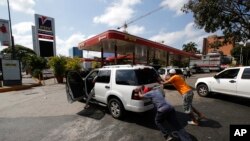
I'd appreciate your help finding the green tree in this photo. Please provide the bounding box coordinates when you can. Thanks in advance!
[182,0,250,42]
[25,55,47,80]
[92,61,101,69]
[1,44,37,72]
[48,56,67,83]
[182,42,198,53]
[65,57,82,72]
[1,44,36,60]
[209,40,223,52]
[231,44,250,65]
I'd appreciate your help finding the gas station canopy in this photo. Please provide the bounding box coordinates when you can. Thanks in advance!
[78,30,199,66]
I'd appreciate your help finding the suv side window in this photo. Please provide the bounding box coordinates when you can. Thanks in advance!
[95,70,111,83]
[217,69,240,79]
[135,68,159,84]
[116,70,137,85]
[241,68,250,79]
[158,69,165,75]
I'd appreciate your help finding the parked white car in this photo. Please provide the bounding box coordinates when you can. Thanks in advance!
[66,65,162,119]
[158,67,184,80]
[195,66,250,98]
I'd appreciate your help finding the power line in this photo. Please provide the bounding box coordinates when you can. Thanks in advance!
[117,6,164,30]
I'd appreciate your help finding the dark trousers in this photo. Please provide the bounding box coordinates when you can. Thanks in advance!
[155,109,181,136]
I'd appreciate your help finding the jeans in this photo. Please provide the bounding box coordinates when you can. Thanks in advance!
[155,109,181,136]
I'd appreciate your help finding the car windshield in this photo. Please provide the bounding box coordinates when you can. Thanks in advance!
[116,68,159,85]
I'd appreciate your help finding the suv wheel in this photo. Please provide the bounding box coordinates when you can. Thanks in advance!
[197,84,209,97]
[108,98,124,119]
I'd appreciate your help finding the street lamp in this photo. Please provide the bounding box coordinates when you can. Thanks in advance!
[239,41,246,66]
[7,0,15,59]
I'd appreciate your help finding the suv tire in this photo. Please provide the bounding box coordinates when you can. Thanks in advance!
[197,84,209,97]
[108,98,125,119]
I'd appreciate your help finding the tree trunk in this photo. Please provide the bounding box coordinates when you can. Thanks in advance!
[56,76,64,83]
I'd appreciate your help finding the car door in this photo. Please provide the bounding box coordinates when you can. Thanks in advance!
[66,71,86,103]
[212,68,239,95]
[237,68,250,97]
[94,69,111,103]
[84,70,99,95]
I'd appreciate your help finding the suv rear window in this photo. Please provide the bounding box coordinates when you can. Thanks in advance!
[158,69,165,75]
[116,68,159,85]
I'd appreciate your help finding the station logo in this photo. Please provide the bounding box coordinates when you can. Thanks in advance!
[38,16,52,32]
[230,125,249,141]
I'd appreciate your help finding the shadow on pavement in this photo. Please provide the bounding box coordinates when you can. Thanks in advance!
[77,104,107,120]
[208,94,250,107]
[198,118,222,128]
[175,108,221,129]
[122,109,198,141]
[76,104,201,140]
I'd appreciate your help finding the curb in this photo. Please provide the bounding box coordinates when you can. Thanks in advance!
[0,83,42,93]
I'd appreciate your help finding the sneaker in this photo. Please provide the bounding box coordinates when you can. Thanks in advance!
[187,120,199,126]
[165,135,174,141]
[84,105,90,109]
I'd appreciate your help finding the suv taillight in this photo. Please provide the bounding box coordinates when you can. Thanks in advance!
[131,90,142,100]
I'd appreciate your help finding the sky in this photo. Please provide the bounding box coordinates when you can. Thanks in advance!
[0,0,220,57]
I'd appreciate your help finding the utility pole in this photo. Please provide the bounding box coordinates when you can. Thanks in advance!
[7,0,15,59]
[240,46,243,66]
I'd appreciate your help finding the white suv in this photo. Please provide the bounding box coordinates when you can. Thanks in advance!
[66,65,162,119]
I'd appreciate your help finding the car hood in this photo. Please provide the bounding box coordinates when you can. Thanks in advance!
[197,77,214,81]
[196,77,215,86]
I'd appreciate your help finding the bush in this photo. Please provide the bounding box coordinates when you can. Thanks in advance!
[32,69,43,80]
[66,57,82,72]
[25,55,47,79]
[48,56,67,77]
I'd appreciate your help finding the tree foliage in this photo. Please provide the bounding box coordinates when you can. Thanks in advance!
[25,55,48,79]
[48,56,67,77]
[1,44,37,71]
[182,0,250,42]
[65,57,82,72]
[209,40,223,51]
[182,42,199,53]
[0,44,36,61]
[231,44,250,65]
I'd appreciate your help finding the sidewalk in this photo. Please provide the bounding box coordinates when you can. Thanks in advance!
[0,74,42,93]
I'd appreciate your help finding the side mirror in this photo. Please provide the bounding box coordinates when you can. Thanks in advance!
[214,75,218,79]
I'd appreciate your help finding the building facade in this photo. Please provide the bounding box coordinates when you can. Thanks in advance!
[202,35,234,56]
[69,47,83,58]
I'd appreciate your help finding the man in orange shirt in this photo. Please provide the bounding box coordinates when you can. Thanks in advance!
[162,69,205,126]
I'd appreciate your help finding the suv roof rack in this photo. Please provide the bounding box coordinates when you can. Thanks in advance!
[103,64,133,68]
[103,64,150,68]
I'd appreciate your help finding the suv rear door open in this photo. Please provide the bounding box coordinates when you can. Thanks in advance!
[66,71,86,103]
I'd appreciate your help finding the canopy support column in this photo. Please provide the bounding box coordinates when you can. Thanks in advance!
[146,47,149,65]
[114,44,117,65]
[166,52,169,66]
[101,46,104,67]
[132,45,135,65]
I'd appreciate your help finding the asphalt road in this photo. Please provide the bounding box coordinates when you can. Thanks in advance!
[0,73,249,141]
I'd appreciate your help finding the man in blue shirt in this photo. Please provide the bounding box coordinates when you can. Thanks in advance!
[137,86,191,141]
